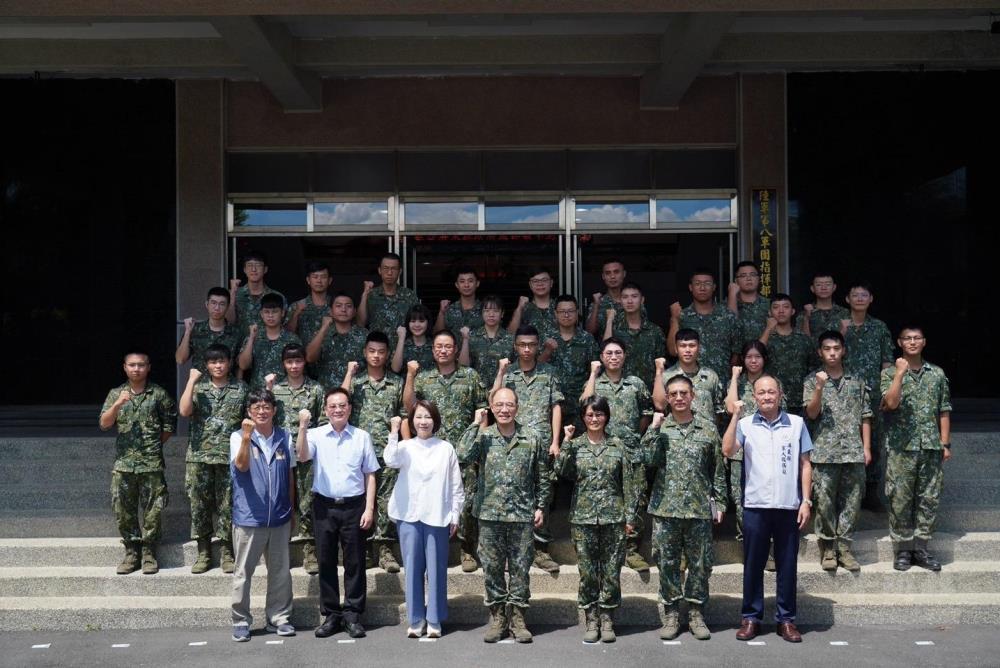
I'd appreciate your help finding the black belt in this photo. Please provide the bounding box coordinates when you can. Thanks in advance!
[317,493,364,505]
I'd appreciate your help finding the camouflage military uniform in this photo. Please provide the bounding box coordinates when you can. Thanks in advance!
[458,422,553,608]
[549,330,598,428]
[807,304,850,340]
[679,304,739,383]
[844,315,893,482]
[366,285,420,349]
[400,338,436,373]
[347,371,404,546]
[234,285,286,335]
[246,330,301,389]
[100,383,177,548]
[639,414,726,605]
[188,321,242,372]
[736,295,771,348]
[468,327,514,388]
[273,377,325,540]
[521,301,559,342]
[443,300,484,339]
[409,366,487,554]
[766,330,816,411]
[880,362,952,546]
[662,363,723,422]
[291,296,333,354]
[587,294,647,338]
[315,325,368,389]
[804,371,871,543]
[555,434,638,609]
[185,377,248,542]
[613,318,667,392]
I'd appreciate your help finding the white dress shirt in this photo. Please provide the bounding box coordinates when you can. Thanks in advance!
[383,433,464,528]
[304,423,380,498]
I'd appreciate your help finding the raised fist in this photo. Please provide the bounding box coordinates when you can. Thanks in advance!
[362,280,374,292]
[590,360,602,375]
[543,338,558,352]
[229,278,241,292]
[650,412,665,429]
[840,319,851,334]
[321,314,333,326]
[389,416,402,432]
[592,292,602,304]
[188,368,203,382]
[474,407,489,426]
[766,316,778,331]
[518,295,530,308]
[733,400,745,414]
[439,300,450,313]
[803,303,815,314]
[407,360,420,375]
[247,323,258,339]
[654,357,666,370]
[497,358,510,374]
[669,302,682,319]
[731,365,743,379]
[563,424,575,441]
[264,373,277,389]
[894,357,910,373]
[183,317,194,332]
[298,408,312,424]
[728,281,740,296]
[241,418,255,435]
[117,389,132,405]
[396,325,407,340]
[815,370,829,388]
[346,361,360,376]
[460,326,470,339]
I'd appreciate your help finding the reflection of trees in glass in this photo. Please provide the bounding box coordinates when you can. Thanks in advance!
[234,207,249,226]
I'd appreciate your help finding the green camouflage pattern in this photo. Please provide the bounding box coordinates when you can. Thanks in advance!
[347,371,404,454]
[765,330,816,409]
[811,462,865,542]
[111,470,168,546]
[661,363,723,420]
[316,325,368,389]
[186,378,248,465]
[725,458,743,541]
[807,304,850,340]
[500,362,564,446]
[372,462,399,544]
[290,296,333,350]
[652,516,713,604]
[803,372,871,464]
[468,327,514,388]
[478,519,534,608]
[273,377,325,445]
[184,462,231,541]
[587,293,646,336]
[572,523,626,609]
[736,295,771,347]
[366,285,420,348]
[409,366,487,445]
[880,361,952,452]
[885,448,943,543]
[400,338,436,373]
[555,434,638,525]
[843,315,893,399]
[188,320,243,372]
[443,300,484,339]
[101,383,177,473]
[613,318,666,392]
[521,301,559,342]
[234,285,286,334]
[679,304,739,382]
[549,330,599,421]
[595,374,652,438]
[294,459,315,540]
[247,330,302,389]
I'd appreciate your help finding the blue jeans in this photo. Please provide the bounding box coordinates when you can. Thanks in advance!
[397,520,450,625]
[742,507,799,623]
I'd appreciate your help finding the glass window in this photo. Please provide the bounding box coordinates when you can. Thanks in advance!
[574,201,649,225]
[404,202,478,227]
[314,202,389,227]
[233,203,306,227]
[485,201,559,227]
[656,198,732,224]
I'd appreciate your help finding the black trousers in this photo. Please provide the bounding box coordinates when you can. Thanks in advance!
[313,493,367,622]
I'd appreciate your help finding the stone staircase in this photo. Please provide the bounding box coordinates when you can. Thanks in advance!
[1,430,998,631]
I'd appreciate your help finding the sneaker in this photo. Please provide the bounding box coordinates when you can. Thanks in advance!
[407,620,426,638]
[232,624,251,642]
[426,623,442,638]
[265,623,296,636]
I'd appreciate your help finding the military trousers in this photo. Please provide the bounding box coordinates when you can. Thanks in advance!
[885,448,943,545]
[652,516,714,605]
[369,458,399,545]
[725,458,744,541]
[572,523,626,609]
[457,463,479,555]
[625,462,651,543]
[184,462,232,542]
[111,470,168,547]
[478,519,534,608]
[812,462,865,542]
[293,460,314,541]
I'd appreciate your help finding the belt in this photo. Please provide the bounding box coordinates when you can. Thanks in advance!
[318,493,364,505]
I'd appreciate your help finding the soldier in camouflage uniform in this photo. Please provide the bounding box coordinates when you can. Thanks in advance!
[286,262,333,373]
[458,389,553,644]
[306,292,369,389]
[358,252,421,351]
[881,326,952,572]
[669,268,739,383]
[391,303,436,374]
[226,250,286,336]
[638,375,726,641]
[547,295,598,431]
[555,396,639,643]
[403,329,487,571]
[268,343,325,574]
[653,329,723,421]
[493,325,564,572]
[581,338,653,571]
[175,286,243,372]
[179,344,248,574]
[803,330,872,572]
[606,282,666,392]
[99,352,177,575]
[238,293,301,389]
[585,259,646,337]
[435,266,484,338]
[342,331,405,573]
[800,272,850,340]
[462,295,514,386]
[507,269,559,343]
[727,261,771,348]
[760,294,816,414]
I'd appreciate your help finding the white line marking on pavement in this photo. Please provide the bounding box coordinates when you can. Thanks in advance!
[31,644,50,649]
[337,639,356,644]
[266,640,284,645]
[497,638,516,644]
[111,644,130,648]
[188,642,207,646]
[830,641,849,646]
[419,638,438,643]
[662,641,681,645]
[747,641,766,646]
[915,641,935,646]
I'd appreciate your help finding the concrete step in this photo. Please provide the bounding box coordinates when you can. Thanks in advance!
[0,460,188,485]
[941,479,1000,504]
[0,510,192,540]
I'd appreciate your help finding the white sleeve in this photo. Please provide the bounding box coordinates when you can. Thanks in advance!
[447,443,465,524]
[229,431,243,463]
[382,433,404,469]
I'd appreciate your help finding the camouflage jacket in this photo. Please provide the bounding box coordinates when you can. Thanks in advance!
[803,371,871,464]
[613,318,666,392]
[409,366,487,445]
[594,374,652,442]
[555,434,639,525]
[366,285,420,348]
[188,320,242,372]
[501,362,565,445]
[458,422,553,522]
[187,377,249,464]
[347,371,404,455]
[443,300,484,339]
[639,414,726,520]
[468,327,514,388]
[587,293,647,337]
[248,330,302,389]
[765,330,816,408]
[290,295,333,350]
[880,361,952,452]
[844,316,893,399]
[234,285,286,335]
[662,363,723,419]
[400,338,436,373]
[679,303,739,382]
[807,304,850,340]
[521,301,559,342]
[736,295,771,347]
[550,330,599,416]
[317,325,369,389]
[100,383,177,473]
[273,377,325,447]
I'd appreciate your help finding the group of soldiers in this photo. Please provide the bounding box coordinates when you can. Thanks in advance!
[100,250,951,642]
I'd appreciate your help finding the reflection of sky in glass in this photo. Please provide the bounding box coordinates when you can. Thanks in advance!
[405,202,478,225]
[575,202,648,223]
[486,203,559,225]
[656,199,731,223]
[315,202,388,226]
[234,207,306,227]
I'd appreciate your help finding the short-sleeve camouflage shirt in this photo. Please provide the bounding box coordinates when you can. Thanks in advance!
[186,377,249,465]
[443,301,484,339]
[844,315,894,401]
[401,338,436,374]
[291,295,333,350]
[247,330,302,389]
[272,377,325,446]
[317,325,369,389]
[468,327,514,388]
[234,285,286,335]
[807,304,850,340]
[347,370,404,454]
[550,330,599,416]
[555,433,639,525]
[411,366,487,445]
[736,295,771,347]
[803,371,871,464]
[613,318,666,393]
[593,374,652,448]
[521,301,559,342]
[188,321,242,372]
[679,303,739,382]
[766,330,816,409]
[501,362,565,445]
[662,363,723,419]
[880,361,952,452]
[100,382,178,473]
[587,293,647,337]
[366,285,420,348]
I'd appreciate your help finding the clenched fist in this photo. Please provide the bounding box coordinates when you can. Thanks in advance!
[654,357,666,371]
[518,295,530,309]
[407,360,420,375]
[346,361,360,376]
[590,360,602,375]
[188,368,203,382]
[298,409,312,425]
[439,300,451,313]
[229,278,242,292]
[241,418,255,436]
[396,325,407,340]
[731,366,743,380]
[563,424,575,441]
[650,412,665,429]
[389,416,402,433]
[669,302,682,319]
[183,317,194,333]
[815,370,829,388]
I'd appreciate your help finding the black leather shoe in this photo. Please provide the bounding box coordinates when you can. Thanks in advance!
[314,615,343,638]
[912,549,942,571]
[346,621,366,638]
[893,550,912,571]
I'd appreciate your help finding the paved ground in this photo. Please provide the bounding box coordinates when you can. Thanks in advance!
[3,622,996,668]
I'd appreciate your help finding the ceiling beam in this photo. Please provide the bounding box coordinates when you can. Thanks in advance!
[640,12,735,109]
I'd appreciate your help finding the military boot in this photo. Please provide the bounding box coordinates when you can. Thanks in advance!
[599,610,616,643]
[302,542,319,575]
[819,539,838,571]
[837,539,861,572]
[688,604,711,640]
[508,605,533,643]
[141,545,159,575]
[191,537,212,574]
[378,544,400,573]
[116,544,140,575]
[582,607,600,643]
[659,603,680,640]
[625,539,650,572]
[483,603,508,643]
[220,540,235,574]
[912,539,942,572]
[532,544,560,573]
[461,550,480,573]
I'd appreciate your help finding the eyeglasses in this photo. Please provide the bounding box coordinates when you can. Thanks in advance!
[244,262,265,269]
[556,309,577,316]
[249,405,273,413]
[529,278,551,285]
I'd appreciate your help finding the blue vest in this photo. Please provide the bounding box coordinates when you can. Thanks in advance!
[231,427,293,528]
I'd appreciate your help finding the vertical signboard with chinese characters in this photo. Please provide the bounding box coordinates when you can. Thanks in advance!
[751,189,777,298]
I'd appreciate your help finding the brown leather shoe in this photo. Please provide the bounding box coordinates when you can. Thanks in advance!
[777,622,802,643]
[736,618,760,641]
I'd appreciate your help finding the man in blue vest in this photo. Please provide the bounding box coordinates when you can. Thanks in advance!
[229,388,296,642]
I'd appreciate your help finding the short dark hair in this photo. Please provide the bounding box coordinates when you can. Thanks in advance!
[811,271,835,282]
[817,330,845,349]
[406,303,431,323]
[332,290,353,302]
[305,260,331,276]
[432,329,457,346]
[580,395,611,422]
[555,294,577,309]
[601,258,625,270]
[690,267,716,283]
[735,260,759,274]
[620,281,642,294]
[408,399,442,434]
[897,324,925,338]
[123,350,150,362]
[366,331,390,349]
[205,343,232,362]
[454,265,478,280]
[206,286,229,302]
[514,324,539,339]
[260,293,284,310]
[380,252,402,265]
[771,292,794,307]
[242,250,268,266]
[528,267,552,279]
[848,280,873,293]
[247,388,276,407]
[665,374,694,390]
[675,328,700,344]
[481,294,504,311]
[600,337,626,354]
[281,344,306,361]
[324,387,351,404]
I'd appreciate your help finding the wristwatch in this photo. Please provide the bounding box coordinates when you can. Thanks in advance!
[802,498,813,507]
[941,443,951,449]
